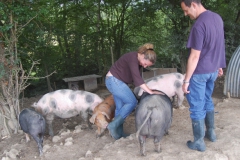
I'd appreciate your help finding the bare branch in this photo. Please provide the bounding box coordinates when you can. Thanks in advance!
[17,14,38,38]
[24,71,57,80]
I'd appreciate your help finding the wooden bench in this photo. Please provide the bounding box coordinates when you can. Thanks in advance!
[142,68,177,80]
[63,74,102,91]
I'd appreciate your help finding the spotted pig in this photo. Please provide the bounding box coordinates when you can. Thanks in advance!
[32,89,103,136]
[134,72,185,108]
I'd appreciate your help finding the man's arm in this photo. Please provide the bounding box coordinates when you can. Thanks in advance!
[182,48,201,94]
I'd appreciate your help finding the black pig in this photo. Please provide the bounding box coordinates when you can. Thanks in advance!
[19,108,46,156]
[135,91,173,156]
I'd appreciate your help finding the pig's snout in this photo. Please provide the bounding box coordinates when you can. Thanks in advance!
[97,119,109,129]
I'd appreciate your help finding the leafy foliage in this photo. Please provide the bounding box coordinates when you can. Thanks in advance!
[0,0,239,97]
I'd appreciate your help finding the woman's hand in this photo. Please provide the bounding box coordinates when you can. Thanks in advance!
[151,90,164,95]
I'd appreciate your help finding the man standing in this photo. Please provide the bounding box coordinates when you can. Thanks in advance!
[181,0,226,152]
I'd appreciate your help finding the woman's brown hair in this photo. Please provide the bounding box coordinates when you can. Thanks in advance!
[138,43,157,64]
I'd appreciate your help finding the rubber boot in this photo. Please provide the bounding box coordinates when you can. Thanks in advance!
[117,123,130,138]
[187,119,206,152]
[107,115,124,140]
[205,111,216,142]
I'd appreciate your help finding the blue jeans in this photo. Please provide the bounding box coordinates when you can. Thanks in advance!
[186,71,218,120]
[105,76,137,119]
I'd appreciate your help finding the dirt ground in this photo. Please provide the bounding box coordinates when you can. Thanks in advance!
[1,76,240,160]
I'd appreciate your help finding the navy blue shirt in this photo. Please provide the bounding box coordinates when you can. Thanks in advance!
[187,10,226,74]
[109,52,144,87]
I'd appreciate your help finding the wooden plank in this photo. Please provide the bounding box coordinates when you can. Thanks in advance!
[155,68,177,75]
[68,81,79,90]
[83,78,98,91]
[63,74,102,82]
[142,71,154,80]
[142,68,177,80]
[63,74,102,91]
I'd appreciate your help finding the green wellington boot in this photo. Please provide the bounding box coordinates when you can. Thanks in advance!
[205,110,216,142]
[187,119,206,152]
[117,123,130,138]
[107,115,124,140]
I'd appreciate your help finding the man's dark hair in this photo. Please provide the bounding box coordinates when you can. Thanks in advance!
[181,0,201,7]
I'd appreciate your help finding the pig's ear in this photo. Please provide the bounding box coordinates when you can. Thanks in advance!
[89,114,97,124]
[101,112,110,120]
[34,107,43,115]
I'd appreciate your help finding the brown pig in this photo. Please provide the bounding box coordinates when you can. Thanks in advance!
[89,94,116,137]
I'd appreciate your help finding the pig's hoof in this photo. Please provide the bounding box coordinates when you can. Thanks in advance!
[81,124,88,129]
[140,152,147,156]
[155,149,162,153]
[96,135,100,138]
[39,151,43,156]
[164,131,169,135]
[88,126,93,130]
[96,133,103,138]
[179,105,186,109]
[173,106,179,109]
[49,132,54,137]
[87,123,93,130]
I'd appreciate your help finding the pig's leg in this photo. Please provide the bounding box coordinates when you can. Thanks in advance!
[31,133,43,156]
[39,133,44,156]
[177,91,185,108]
[164,129,169,135]
[81,110,92,129]
[96,128,105,138]
[139,135,147,156]
[173,77,185,108]
[172,95,178,108]
[39,133,44,147]
[154,137,161,153]
[98,128,106,137]
[25,133,30,142]
[46,113,54,136]
[96,127,102,138]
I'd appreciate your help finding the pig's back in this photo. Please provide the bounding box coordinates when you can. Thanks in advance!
[135,94,172,137]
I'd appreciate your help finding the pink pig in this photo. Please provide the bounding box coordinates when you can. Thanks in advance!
[32,89,103,136]
[134,72,185,108]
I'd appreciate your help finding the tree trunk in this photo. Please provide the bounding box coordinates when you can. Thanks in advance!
[44,63,53,92]
[0,10,30,138]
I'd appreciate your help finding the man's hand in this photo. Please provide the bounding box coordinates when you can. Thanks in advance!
[218,68,223,77]
[182,83,190,94]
